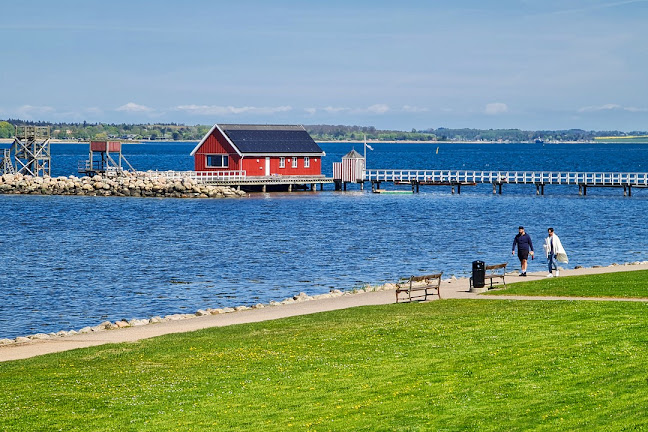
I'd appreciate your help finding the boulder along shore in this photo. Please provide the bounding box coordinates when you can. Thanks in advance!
[0,172,246,198]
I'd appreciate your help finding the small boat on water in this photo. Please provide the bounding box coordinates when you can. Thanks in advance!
[373,189,413,194]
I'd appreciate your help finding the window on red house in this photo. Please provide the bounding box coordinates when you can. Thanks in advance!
[292,157,298,168]
[206,155,229,168]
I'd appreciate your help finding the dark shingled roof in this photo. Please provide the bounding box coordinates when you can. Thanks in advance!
[219,124,323,154]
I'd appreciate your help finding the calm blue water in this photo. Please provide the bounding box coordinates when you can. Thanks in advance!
[1,142,647,339]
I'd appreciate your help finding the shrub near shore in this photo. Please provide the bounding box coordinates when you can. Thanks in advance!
[0,173,245,198]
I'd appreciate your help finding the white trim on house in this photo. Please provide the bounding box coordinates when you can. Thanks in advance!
[236,152,325,157]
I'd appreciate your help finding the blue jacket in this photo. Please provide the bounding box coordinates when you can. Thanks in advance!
[513,233,534,252]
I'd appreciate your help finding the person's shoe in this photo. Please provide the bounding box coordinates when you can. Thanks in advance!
[519,272,524,276]
[546,273,553,278]
[522,272,527,277]
[556,270,560,277]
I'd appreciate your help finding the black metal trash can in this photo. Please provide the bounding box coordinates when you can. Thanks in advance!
[472,260,485,288]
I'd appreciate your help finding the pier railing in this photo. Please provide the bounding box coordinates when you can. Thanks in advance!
[364,170,648,186]
[144,170,247,182]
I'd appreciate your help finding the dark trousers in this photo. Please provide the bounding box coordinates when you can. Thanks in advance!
[548,253,557,273]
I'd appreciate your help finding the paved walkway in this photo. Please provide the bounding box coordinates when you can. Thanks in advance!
[2,263,647,362]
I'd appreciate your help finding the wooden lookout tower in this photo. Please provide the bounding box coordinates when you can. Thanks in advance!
[11,126,51,176]
[78,140,135,176]
[0,147,15,175]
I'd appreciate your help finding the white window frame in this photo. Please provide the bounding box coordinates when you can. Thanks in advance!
[304,156,310,168]
[279,157,285,168]
[206,154,229,168]
[292,156,298,168]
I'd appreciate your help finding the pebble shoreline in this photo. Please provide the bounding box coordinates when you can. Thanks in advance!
[0,172,246,198]
[2,261,647,347]
[0,283,398,346]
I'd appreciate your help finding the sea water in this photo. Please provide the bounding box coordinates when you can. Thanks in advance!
[1,142,647,339]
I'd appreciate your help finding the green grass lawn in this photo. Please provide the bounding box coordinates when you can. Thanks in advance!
[2,299,648,431]
[484,269,648,298]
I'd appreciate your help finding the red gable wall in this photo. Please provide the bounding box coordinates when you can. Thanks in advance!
[193,129,240,171]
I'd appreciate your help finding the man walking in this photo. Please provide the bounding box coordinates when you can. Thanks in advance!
[543,227,567,277]
[512,226,534,276]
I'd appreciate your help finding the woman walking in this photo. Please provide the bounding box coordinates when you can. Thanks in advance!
[544,228,568,277]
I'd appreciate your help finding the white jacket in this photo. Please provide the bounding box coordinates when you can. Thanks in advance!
[543,234,568,263]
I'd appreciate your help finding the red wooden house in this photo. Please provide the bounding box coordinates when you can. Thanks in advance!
[190,124,325,176]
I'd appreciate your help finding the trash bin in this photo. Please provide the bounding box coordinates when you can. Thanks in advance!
[472,260,485,288]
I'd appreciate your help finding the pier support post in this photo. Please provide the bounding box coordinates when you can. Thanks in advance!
[416,183,420,193]
[498,183,502,194]
[536,184,540,195]
[288,184,292,192]
[343,182,347,191]
[629,186,632,197]
[360,181,364,190]
[262,184,267,193]
[451,186,455,195]
[583,185,587,196]
[457,184,461,194]
[541,184,544,195]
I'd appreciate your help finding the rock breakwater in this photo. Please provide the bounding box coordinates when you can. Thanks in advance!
[0,172,246,198]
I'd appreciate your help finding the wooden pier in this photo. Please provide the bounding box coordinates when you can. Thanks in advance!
[364,170,648,196]
[144,170,334,192]
[141,169,648,196]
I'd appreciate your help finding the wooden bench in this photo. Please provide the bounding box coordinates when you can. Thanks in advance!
[470,263,507,290]
[396,273,443,302]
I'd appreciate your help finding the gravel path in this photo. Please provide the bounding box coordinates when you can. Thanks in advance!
[2,262,647,363]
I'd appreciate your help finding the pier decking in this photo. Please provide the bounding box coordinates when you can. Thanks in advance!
[140,169,648,195]
[145,170,334,192]
[364,170,648,196]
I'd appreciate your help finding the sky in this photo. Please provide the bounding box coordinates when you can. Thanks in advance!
[2,0,648,131]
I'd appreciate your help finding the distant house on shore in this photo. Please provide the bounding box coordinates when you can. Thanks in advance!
[190,124,325,176]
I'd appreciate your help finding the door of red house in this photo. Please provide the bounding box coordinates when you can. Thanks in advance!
[265,157,270,176]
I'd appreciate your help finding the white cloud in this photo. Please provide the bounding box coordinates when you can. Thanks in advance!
[304,107,317,115]
[323,106,349,114]
[366,104,390,114]
[16,105,55,118]
[116,102,153,113]
[484,102,509,115]
[402,105,429,113]
[175,105,292,115]
[578,103,648,113]
[319,105,390,115]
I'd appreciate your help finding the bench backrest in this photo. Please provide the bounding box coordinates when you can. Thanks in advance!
[485,263,507,272]
[410,273,442,283]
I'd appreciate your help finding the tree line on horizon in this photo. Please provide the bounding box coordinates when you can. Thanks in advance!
[0,119,645,142]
